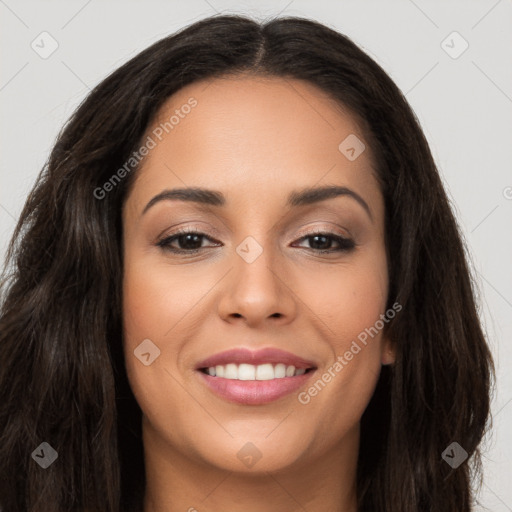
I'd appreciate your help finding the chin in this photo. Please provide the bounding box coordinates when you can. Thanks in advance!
[185,426,314,474]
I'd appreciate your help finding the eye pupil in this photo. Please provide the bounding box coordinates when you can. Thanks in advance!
[179,233,202,249]
[310,235,331,250]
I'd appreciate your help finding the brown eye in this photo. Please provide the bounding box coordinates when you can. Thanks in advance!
[157,230,220,254]
[294,232,355,253]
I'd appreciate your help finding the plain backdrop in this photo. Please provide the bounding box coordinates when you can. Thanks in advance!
[1,0,511,510]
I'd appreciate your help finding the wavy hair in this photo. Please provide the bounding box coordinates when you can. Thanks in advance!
[0,14,493,512]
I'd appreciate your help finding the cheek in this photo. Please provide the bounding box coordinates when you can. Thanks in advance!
[121,256,200,448]
[298,251,388,351]
[293,255,388,428]
[121,247,222,394]
[121,252,182,395]
[122,251,207,347]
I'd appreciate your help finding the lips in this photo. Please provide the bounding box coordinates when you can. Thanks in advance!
[195,347,317,405]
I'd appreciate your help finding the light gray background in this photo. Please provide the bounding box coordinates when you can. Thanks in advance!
[1,0,511,509]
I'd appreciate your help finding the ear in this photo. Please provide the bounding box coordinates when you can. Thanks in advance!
[380,334,396,365]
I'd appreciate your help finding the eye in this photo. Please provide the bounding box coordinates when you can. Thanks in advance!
[156,229,220,254]
[293,232,355,253]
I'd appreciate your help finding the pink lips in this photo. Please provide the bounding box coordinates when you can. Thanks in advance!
[195,347,317,405]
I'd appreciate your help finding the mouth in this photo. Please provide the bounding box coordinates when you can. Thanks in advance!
[195,347,317,405]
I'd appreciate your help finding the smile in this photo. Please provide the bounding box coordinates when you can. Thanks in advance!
[195,347,317,405]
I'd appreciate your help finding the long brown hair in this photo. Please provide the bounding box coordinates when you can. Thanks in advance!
[0,14,493,511]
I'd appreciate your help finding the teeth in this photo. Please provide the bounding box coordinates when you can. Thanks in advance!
[274,363,286,378]
[204,363,309,380]
[256,363,274,380]
[238,363,255,380]
[225,363,238,379]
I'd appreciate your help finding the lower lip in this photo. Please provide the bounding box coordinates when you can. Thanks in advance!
[197,370,316,405]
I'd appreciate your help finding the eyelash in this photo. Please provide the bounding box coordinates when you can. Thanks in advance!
[156,228,356,255]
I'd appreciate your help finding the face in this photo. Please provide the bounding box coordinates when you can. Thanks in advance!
[122,75,394,474]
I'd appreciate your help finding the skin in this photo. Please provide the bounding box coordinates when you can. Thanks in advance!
[122,75,395,512]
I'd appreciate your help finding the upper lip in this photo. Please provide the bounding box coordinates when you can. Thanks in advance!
[195,347,317,370]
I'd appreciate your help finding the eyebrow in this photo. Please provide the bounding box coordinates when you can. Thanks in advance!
[142,185,372,220]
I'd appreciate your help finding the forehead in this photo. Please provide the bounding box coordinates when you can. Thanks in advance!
[127,75,382,217]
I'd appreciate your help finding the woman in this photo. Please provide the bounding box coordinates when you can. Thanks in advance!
[0,14,493,512]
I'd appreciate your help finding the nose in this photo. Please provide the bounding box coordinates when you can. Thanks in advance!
[217,241,297,328]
